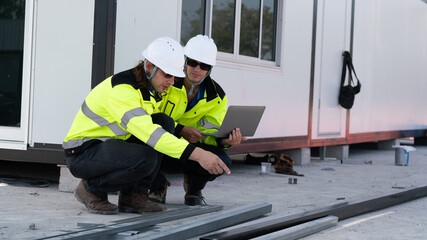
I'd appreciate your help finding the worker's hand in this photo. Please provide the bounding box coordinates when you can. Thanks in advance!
[189,147,231,175]
[181,126,204,143]
[222,128,247,146]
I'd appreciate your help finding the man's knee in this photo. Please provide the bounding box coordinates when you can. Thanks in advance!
[131,147,159,174]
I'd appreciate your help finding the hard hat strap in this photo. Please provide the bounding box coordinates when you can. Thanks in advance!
[143,59,158,89]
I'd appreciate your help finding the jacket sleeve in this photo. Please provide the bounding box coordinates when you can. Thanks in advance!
[107,84,195,160]
[198,95,228,147]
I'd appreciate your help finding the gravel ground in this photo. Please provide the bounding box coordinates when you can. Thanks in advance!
[0,144,426,239]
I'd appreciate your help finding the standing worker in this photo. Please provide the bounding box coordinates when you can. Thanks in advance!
[149,35,245,206]
[62,37,230,215]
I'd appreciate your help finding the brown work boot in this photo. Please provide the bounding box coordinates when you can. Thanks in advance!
[118,189,166,214]
[183,174,207,206]
[149,180,170,204]
[74,180,118,215]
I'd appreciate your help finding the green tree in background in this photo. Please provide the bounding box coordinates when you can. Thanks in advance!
[239,2,260,57]
[212,0,235,53]
[182,0,275,60]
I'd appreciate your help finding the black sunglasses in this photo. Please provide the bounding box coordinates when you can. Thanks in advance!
[186,58,211,71]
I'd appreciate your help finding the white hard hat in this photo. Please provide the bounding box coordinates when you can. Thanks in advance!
[142,37,185,78]
[184,35,217,66]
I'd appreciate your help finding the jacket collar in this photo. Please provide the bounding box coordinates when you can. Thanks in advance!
[112,69,152,101]
[173,76,221,101]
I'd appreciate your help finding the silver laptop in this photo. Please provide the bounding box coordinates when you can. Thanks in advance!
[202,105,266,138]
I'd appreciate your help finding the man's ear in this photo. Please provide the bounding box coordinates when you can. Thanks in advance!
[144,60,154,74]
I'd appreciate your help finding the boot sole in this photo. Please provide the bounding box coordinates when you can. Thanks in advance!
[118,205,142,214]
[74,191,118,215]
[184,197,207,206]
[149,197,166,204]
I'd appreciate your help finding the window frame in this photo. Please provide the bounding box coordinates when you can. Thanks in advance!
[0,0,34,149]
[179,0,283,70]
[203,0,283,68]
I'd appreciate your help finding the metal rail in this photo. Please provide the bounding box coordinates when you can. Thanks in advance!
[125,202,272,240]
[39,204,223,240]
[251,215,338,240]
[201,185,427,240]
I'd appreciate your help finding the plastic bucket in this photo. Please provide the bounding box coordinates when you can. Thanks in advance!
[395,148,408,166]
[261,162,272,175]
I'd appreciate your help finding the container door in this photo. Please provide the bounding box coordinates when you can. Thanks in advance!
[0,0,33,150]
[311,0,352,140]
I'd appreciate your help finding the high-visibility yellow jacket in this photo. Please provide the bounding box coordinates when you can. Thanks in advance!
[63,69,195,160]
[160,76,228,147]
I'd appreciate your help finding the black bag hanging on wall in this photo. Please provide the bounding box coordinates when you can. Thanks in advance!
[339,51,361,109]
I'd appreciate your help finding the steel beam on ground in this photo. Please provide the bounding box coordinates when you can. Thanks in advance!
[251,215,338,240]
[126,202,272,240]
[198,210,307,239]
[202,185,427,240]
[38,205,222,240]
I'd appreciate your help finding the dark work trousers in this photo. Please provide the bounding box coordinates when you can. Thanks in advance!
[64,113,175,198]
[151,142,232,194]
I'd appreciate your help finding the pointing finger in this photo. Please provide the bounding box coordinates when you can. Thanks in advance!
[219,161,231,175]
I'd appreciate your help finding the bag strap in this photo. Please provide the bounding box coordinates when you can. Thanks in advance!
[340,52,349,87]
[341,51,361,93]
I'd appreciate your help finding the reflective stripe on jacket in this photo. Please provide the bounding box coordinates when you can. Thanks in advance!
[160,76,227,147]
[63,69,194,160]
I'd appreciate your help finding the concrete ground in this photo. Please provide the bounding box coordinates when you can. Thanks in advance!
[0,143,427,239]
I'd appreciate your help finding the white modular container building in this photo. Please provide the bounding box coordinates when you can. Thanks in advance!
[0,0,426,164]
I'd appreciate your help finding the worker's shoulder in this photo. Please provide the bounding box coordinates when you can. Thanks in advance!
[206,77,226,100]
[111,69,138,89]
[170,77,185,91]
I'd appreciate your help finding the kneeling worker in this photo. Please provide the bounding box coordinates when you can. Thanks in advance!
[62,37,230,215]
[149,35,245,206]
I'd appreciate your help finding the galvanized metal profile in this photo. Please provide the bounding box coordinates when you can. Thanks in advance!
[126,202,272,240]
[38,205,223,240]
[202,185,427,240]
[198,209,307,239]
[251,215,338,240]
